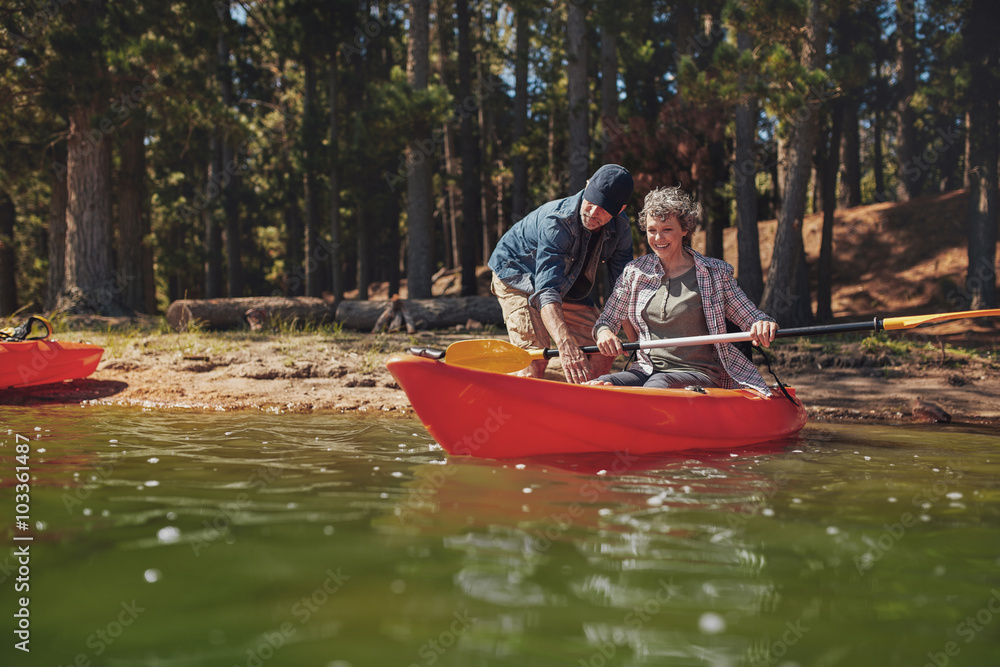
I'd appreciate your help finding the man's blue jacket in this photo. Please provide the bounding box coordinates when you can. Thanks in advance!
[488,190,634,311]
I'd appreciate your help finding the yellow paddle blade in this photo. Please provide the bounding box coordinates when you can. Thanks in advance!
[882,308,1000,330]
[444,339,543,373]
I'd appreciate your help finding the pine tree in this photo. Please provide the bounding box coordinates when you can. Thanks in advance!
[457,0,482,296]
[963,0,998,309]
[406,0,434,299]
[0,191,16,315]
[894,0,918,201]
[759,0,828,327]
[53,1,131,315]
[566,0,588,191]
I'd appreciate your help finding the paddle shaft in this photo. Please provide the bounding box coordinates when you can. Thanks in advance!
[427,308,1000,372]
[538,318,885,359]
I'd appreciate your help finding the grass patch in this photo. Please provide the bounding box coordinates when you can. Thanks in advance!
[860,332,917,358]
[860,332,989,367]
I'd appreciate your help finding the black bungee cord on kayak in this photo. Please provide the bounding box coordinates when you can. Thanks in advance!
[754,345,799,405]
[0,315,54,342]
[625,342,798,404]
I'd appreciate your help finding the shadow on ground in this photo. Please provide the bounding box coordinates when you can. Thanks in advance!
[0,379,129,406]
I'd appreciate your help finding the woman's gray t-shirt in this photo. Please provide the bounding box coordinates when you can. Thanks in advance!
[641,265,723,384]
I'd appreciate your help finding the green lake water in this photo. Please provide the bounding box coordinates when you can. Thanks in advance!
[2,406,999,667]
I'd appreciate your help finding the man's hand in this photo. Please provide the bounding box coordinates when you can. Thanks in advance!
[540,302,594,384]
[557,338,594,384]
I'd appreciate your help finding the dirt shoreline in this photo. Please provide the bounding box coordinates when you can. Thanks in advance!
[3,323,999,428]
[6,192,1000,428]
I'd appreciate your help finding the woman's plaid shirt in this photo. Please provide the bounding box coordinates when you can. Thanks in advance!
[594,248,776,394]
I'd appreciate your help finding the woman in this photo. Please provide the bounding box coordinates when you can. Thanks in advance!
[586,186,778,393]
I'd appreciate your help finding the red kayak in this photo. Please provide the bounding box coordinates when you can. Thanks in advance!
[386,354,807,459]
[0,340,104,389]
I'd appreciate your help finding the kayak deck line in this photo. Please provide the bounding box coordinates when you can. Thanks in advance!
[387,353,807,459]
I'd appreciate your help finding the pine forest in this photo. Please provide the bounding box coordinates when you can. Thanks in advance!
[1,0,997,328]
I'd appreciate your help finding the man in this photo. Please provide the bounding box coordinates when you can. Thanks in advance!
[488,164,635,383]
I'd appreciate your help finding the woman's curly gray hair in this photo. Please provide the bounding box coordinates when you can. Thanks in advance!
[637,186,701,234]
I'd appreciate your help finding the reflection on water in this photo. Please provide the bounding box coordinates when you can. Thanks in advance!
[1,406,999,666]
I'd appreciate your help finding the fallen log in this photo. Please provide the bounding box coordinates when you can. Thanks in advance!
[166,297,334,331]
[336,296,503,331]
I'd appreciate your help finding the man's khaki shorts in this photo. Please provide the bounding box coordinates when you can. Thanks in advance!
[491,275,612,376]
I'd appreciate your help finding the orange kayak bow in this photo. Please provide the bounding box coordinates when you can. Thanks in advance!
[0,340,104,389]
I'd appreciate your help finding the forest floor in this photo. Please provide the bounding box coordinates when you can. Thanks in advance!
[3,189,999,426]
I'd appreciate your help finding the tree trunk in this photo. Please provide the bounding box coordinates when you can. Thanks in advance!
[283,157,304,296]
[895,0,918,201]
[702,0,728,269]
[833,3,864,209]
[760,0,825,327]
[405,0,433,299]
[54,0,128,316]
[768,152,781,219]
[963,110,971,189]
[45,157,68,312]
[873,105,886,200]
[278,63,302,297]
[328,49,343,304]
[445,135,461,269]
[733,30,763,305]
[457,0,481,296]
[0,191,17,316]
[566,0,588,192]
[839,102,862,207]
[384,195,402,298]
[510,4,529,224]
[600,21,618,164]
[222,156,243,297]
[871,35,888,201]
[938,120,962,193]
[547,103,558,199]
[441,136,459,270]
[478,51,497,265]
[702,139,727,260]
[356,201,370,300]
[303,50,324,297]
[205,132,225,298]
[674,2,697,64]
[963,0,999,310]
[818,101,844,321]
[811,156,823,216]
[117,119,150,313]
[775,132,790,203]
[435,0,459,268]
[639,4,659,126]
[222,146,244,297]
[217,5,243,297]
[350,2,370,300]
[57,102,130,315]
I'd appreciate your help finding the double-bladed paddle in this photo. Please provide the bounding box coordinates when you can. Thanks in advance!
[408,308,1000,374]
